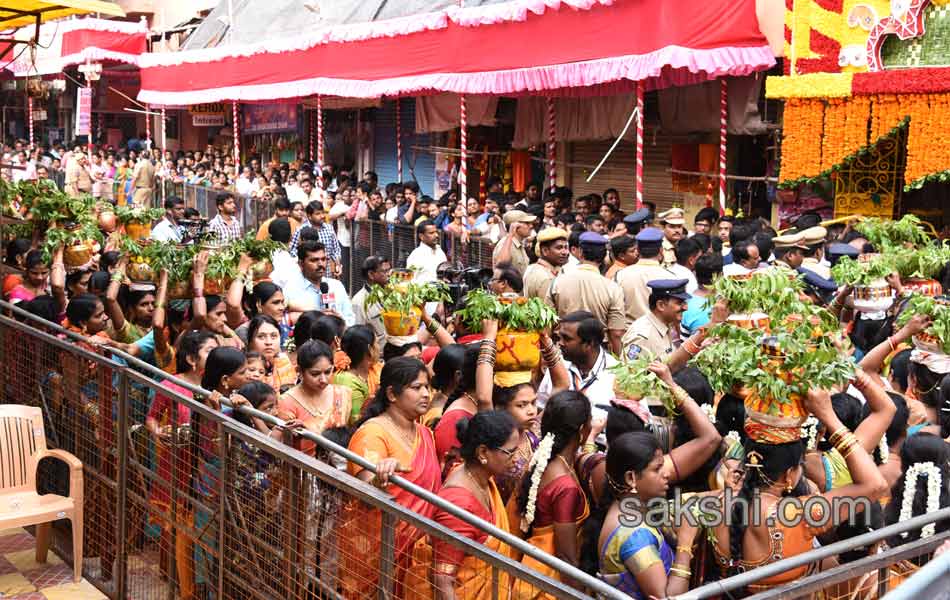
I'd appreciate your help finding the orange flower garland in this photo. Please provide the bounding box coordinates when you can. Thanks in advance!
[780,98,825,183]
[843,96,871,153]
[821,99,851,169]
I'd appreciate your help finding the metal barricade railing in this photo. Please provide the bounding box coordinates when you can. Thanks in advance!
[670,508,950,600]
[0,300,628,600]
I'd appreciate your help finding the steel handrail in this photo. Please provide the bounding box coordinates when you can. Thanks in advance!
[0,300,629,600]
[670,506,950,600]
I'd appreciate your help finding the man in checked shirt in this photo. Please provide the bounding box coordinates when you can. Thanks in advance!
[288,200,342,277]
[207,192,244,245]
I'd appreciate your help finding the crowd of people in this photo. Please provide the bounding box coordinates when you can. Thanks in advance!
[2,137,949,600]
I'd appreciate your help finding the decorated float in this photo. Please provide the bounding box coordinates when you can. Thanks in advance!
[769,0,950,222]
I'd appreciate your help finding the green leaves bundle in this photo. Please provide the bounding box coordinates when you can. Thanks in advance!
[455,289,559,333]
[896,295,950,354]
[706,269,803,315]
[607,350,678,415]
[890,243,950,280]
[366,276,451,315]
[23,183,95,224]
[856,215,930,250]
[830,255,894,287]
[115,205,163,224]
[690,323,854,406]
[42,222,103,262]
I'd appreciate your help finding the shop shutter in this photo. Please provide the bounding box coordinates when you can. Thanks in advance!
[568,135,687,212]
[371,99,437,195]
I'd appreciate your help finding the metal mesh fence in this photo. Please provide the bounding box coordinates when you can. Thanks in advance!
[0,306,611,600]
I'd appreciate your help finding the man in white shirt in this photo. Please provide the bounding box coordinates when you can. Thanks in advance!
[150,197,185,243]
[722,238,761,277]
[406,220,447,283]
[351,255,392,351]
[327,187,354,285]
[264,217,300,291]
[537,311,643,437]
[235,167,256,196]
[283,239,355,326]
[287,177,321,206]
[667,237,701,294]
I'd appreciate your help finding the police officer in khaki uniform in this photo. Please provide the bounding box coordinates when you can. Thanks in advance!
[770,232,808,270]
[621,278,689,362]
[615,228,674,326]
[548,232,626,355]
[658,207,685,266]
[799,226,831,279]
[523,227,569,300]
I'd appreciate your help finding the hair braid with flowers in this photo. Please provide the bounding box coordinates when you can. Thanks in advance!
[886,432,950,544]
[515,391,591,536]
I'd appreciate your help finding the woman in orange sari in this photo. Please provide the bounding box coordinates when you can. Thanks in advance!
[510,390,591,600]
[342,356,441,599]
[274,339,351,586]
[245,314,296,392]
[430,411,519,600]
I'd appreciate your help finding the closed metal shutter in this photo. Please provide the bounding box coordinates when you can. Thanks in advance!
[568,134,688,212]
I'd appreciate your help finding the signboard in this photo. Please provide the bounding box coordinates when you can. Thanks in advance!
[243,104,297,134]
[189,103,226,126]
[33,110,48,122]
[74,88,92,136]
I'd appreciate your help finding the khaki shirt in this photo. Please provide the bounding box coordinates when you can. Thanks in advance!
[662,239,676,266]
[614,258,674,326]
[621,311,677,361]
[522,259,559,300]
[548,264,626,332]
[132,160,155,189]
[493,235,530,275]
[801,257,831,280]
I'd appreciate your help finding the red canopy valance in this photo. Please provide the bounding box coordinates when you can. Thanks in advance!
[137,0,774,105]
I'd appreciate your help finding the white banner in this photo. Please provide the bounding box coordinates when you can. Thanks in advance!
[33,109,47,122]
[192,113,225,127]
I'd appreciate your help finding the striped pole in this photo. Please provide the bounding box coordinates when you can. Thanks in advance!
[635,80,644,210]
[309,109,314,162]
[719,78,728,216]
[459,94,467,197]
[144,103,151,150]
[316,95,324,182]
[27,97,33,151]
[546,96,556,191]
[396,97,403,182]
[161,105,167,203]
[232,102,240,165]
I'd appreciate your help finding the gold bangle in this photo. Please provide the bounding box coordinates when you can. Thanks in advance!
[676,545,694,557]
[828,426,849,446]
[582,442,597,454]
[670,567,691,579]
[670,384,690,408]
[672,562,692,571]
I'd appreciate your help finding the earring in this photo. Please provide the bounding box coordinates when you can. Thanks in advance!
[480,459,487,465]
[785,481,794,494]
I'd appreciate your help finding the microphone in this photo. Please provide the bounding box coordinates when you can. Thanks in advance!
[319,280,335,312]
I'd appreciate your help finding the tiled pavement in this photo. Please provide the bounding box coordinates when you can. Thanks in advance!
[0,527,106,600]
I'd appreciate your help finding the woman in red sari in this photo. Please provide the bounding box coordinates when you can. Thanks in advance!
[430,411,519,600]
[145,330,218,600]
[342,356,441,599]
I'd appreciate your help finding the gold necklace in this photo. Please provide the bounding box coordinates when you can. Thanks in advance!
[557,454,580,484]
[463,466,492,511]
[385,413,417,451]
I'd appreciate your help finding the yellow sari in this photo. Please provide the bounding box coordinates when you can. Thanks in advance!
[408,479,512,600]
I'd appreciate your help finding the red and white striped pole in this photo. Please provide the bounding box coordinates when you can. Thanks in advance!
[232,102,240,165]
[316,95,324,182]
[308,109,315,162]
[546,96,556,192]
[459,94,467,198]
[719,78,728,216]
[27,97,34,152]
[635,81,644,210]
[145,103,151,150]
[396,97,403,182]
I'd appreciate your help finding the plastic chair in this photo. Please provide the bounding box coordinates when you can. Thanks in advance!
[0,404,83,583]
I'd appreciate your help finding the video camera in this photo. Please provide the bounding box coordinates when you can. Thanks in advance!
[438,264,493,312]
[179,218,208,245]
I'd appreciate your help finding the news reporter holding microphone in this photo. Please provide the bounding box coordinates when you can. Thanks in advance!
[284,239,355,326]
